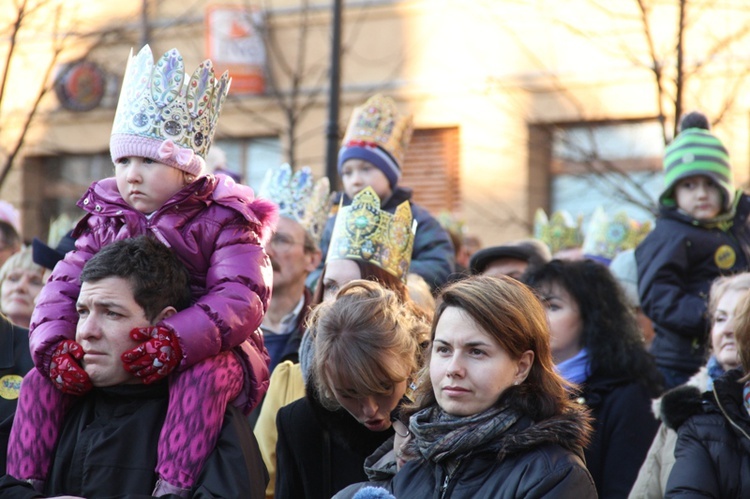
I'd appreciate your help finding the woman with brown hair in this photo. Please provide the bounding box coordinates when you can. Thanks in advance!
[389,275,596,498]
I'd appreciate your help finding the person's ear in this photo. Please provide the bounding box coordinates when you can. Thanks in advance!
[305,248,322,273]
[153,306,177,324]
[515,350,534,384]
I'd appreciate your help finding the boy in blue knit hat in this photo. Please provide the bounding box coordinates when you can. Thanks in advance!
[636,111,750,389]
[309,94,455,292]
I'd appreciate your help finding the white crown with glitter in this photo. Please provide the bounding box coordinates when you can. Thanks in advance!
[111,45,231,163]
[259,164,332,245]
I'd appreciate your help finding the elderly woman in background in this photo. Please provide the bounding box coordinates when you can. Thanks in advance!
[630,272,750,498]
[275,280,429,498]
[389,275,596,498]
[662,283,750,497]
[0,247,48,328]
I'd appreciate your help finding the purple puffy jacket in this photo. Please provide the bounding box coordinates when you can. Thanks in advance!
[30,174,277,411]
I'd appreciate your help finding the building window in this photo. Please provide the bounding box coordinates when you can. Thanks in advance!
[213,137,282,190]
[28,153,112,236]
[548,120,664,225]
[401,127,460,215]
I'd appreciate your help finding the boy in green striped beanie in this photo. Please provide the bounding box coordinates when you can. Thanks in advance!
[660,111,733,217]
[636,111,750,390]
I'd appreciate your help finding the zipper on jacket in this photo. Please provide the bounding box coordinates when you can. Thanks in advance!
[149,226,171,247]
[439,459,463,499]
[713,386,750,441]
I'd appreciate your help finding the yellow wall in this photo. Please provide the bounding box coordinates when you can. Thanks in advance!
[3,0,750,247]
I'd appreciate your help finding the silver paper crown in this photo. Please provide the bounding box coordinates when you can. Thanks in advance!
[259,164,332,245]
[111,45,231,160]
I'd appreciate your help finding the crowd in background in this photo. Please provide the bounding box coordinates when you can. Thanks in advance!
[0,43,748,499]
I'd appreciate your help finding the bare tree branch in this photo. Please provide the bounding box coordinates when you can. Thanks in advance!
[0,0,28,110]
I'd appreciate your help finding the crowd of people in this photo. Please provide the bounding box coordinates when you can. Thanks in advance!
[0,43,748,499]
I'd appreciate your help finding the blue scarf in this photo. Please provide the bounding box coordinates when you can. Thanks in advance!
[556,348,591,385]
[705,355,726,391]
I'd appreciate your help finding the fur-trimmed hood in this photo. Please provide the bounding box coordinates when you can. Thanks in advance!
[660,384,703,431]
[495,409,592,461]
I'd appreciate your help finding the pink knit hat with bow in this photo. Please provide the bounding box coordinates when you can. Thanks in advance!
[110,135,204,176]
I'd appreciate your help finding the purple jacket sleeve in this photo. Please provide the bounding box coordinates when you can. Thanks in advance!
[161,218,273,371]
[29,227,101,375]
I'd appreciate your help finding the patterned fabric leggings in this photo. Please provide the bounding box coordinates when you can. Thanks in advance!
[7,351,243,490]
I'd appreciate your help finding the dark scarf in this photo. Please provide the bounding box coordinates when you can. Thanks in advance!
[409,403,521,464]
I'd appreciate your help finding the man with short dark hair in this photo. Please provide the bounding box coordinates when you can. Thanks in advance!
[0,236,267,497]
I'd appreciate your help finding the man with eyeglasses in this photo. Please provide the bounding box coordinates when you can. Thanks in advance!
[259,165,328,373]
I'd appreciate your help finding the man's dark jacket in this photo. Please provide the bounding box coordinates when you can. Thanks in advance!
[0,382,268,498]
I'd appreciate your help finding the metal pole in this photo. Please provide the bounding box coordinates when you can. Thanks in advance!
[140,0,150,48]
[325,0,343,188]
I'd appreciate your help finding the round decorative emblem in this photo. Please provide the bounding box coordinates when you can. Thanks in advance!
[164,120,182,136]
[606,223,626,243]
[54,60,106,112]
[133,113,149,127]
[714,244,736,270]
[355,215,369,230]
[0,374,23,400]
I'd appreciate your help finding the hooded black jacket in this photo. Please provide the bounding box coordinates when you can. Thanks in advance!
[665,368,750,498]
[635,194,750,374]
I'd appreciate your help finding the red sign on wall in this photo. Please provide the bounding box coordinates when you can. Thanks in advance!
[206,4,266,95]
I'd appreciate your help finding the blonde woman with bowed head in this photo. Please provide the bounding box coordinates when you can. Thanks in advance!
[389,275,597,498]
[274,280,429,499]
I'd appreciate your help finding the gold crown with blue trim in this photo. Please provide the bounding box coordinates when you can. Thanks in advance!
[534,208,584,255]
[341,94,413,168]
[582,207,652,264]
[327,186,416,281]
[111,45,230,164]
[259,164,332,245]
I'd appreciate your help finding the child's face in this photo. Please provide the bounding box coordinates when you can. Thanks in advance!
[674,175,722,220]
[115,157,188,214]
[340,159,392,200]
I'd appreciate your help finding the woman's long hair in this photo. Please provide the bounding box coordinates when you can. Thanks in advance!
[409,275,583,422]
[525,259,664,397]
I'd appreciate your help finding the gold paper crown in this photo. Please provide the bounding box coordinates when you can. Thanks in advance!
[327,186,416,281]
[259,164,332,245]
[111,45,230,160]
[582,207,652,263]
[341,94,414,168]
[534,208,584,255]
